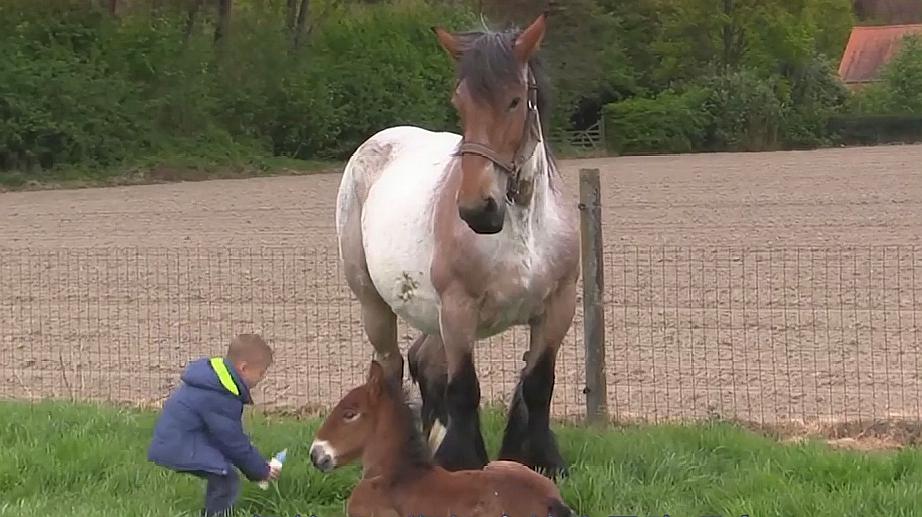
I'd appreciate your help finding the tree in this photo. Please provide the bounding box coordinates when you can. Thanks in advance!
[854,0,922,24]
[292,0,310,48]
[478,0,637,128]
[215,0,232,45]
[651,0,854,85]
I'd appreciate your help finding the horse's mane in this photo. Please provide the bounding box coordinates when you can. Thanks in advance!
[379,377,434,477]
[450,21,562,190]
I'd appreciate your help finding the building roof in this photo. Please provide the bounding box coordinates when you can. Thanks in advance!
[838,24,922,84]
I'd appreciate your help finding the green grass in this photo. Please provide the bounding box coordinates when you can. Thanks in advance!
[2,401,921,517]
[0,144,609,193]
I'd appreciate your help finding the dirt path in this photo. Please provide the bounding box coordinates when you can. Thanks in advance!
[2,145,921,424]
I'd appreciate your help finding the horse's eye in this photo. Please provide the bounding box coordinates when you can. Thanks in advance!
[508,97,521,110]
[343,409,359,422]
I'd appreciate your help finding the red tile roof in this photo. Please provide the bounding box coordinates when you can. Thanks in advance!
[838,24,922,84]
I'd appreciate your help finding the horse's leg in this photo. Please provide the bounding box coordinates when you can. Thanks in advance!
[498,279,576,478]
[407,332,448,447]
[360,293,401,385]
[497,361,528,459]
[339,195,402,385]
[431,286,488,471]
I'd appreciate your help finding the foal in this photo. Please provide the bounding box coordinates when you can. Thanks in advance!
[309,361,575,517]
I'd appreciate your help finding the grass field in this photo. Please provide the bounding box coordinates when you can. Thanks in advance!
[2,402,922,517]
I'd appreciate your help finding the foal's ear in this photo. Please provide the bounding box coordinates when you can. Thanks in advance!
[431,26,463,60]
[513,11,548,63]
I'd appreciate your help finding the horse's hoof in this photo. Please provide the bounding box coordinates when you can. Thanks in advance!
[523,446,569,480]
[536,462,569,480]
[552,463,570,479]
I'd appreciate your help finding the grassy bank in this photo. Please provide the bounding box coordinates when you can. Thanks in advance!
[0,156,341,192]
[0,143,608,193]
[1,401,921,516]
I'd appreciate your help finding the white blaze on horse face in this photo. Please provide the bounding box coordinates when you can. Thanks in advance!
[309,439,338,471]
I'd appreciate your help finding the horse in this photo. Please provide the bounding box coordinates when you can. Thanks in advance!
[334,11,579,477]
[309,360,576,517]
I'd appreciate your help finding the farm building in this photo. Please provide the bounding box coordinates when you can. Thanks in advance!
[837,23,922,89]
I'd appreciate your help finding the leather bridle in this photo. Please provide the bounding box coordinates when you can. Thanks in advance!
[455,70,542,205]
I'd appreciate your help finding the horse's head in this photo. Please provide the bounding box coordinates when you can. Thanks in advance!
[309,360,388,473]
[432,12,548,234]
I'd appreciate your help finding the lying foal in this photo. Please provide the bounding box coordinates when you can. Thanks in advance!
[309,360,575,517]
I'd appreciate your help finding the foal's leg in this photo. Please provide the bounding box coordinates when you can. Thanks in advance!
[498,279,576,478]
[408,333,448,446]
[346,479,401,517]
[431,285,488,471]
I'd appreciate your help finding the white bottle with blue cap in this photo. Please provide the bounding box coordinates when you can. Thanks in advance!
[258,449,287,490]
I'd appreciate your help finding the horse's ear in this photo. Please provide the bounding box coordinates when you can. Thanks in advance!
[432,26,463,60]
[513,11,548,63]
[367,360,384,397]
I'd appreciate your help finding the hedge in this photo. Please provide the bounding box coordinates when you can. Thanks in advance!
[602,88,713,154]
[828,114,922,145]
[0,0,477,173]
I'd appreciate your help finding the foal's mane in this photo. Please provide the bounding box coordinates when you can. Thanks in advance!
[449,20,562,190]
[377,377,434,476]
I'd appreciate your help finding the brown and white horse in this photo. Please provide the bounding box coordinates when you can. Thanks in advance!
[309,360,576,517]
[334,12,579,477]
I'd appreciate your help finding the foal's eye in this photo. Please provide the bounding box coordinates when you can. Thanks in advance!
[342,409,359,422]
[508,97,521,110]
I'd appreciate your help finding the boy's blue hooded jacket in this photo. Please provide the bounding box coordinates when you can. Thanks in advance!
[147,357,269,481]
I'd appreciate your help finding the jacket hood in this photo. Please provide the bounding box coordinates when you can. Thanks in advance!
[180,357,253,404]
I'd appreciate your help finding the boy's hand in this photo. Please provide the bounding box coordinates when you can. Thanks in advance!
[268,463,282,480]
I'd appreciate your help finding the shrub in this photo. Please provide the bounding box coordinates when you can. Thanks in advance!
[778,53,850,148]
[828,114,922,145]
[693,70,785,152]
[603,88,713,154]
[0,1,153,171]
[303,0,476,158]
[603,67,845,154]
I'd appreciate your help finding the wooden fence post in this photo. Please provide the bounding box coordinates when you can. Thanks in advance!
[579,168,608,424]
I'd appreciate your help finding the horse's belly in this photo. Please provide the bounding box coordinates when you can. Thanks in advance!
[360,131,456,335]
[365,239,441,336]
[476,274,549,338]
[363,200,441,334]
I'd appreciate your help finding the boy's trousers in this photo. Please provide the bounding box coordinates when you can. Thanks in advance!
[192,470,240,516]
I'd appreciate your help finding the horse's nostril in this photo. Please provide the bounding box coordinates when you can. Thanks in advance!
[310,447,334,471]
[483,197,498,213]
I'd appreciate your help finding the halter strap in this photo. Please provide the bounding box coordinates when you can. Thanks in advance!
[455,71,542,205]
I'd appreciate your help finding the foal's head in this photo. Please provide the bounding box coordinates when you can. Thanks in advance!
[309,361,386,472]
[432,12,550,234]
[310,360,429,474]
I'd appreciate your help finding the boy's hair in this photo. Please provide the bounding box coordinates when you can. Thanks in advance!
[226,333,273,366]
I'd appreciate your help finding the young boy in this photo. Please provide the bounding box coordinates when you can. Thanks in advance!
[148,333,281,517]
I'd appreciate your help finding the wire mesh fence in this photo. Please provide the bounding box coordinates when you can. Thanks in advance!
[604,246,921,425]
[1,245,920,426]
